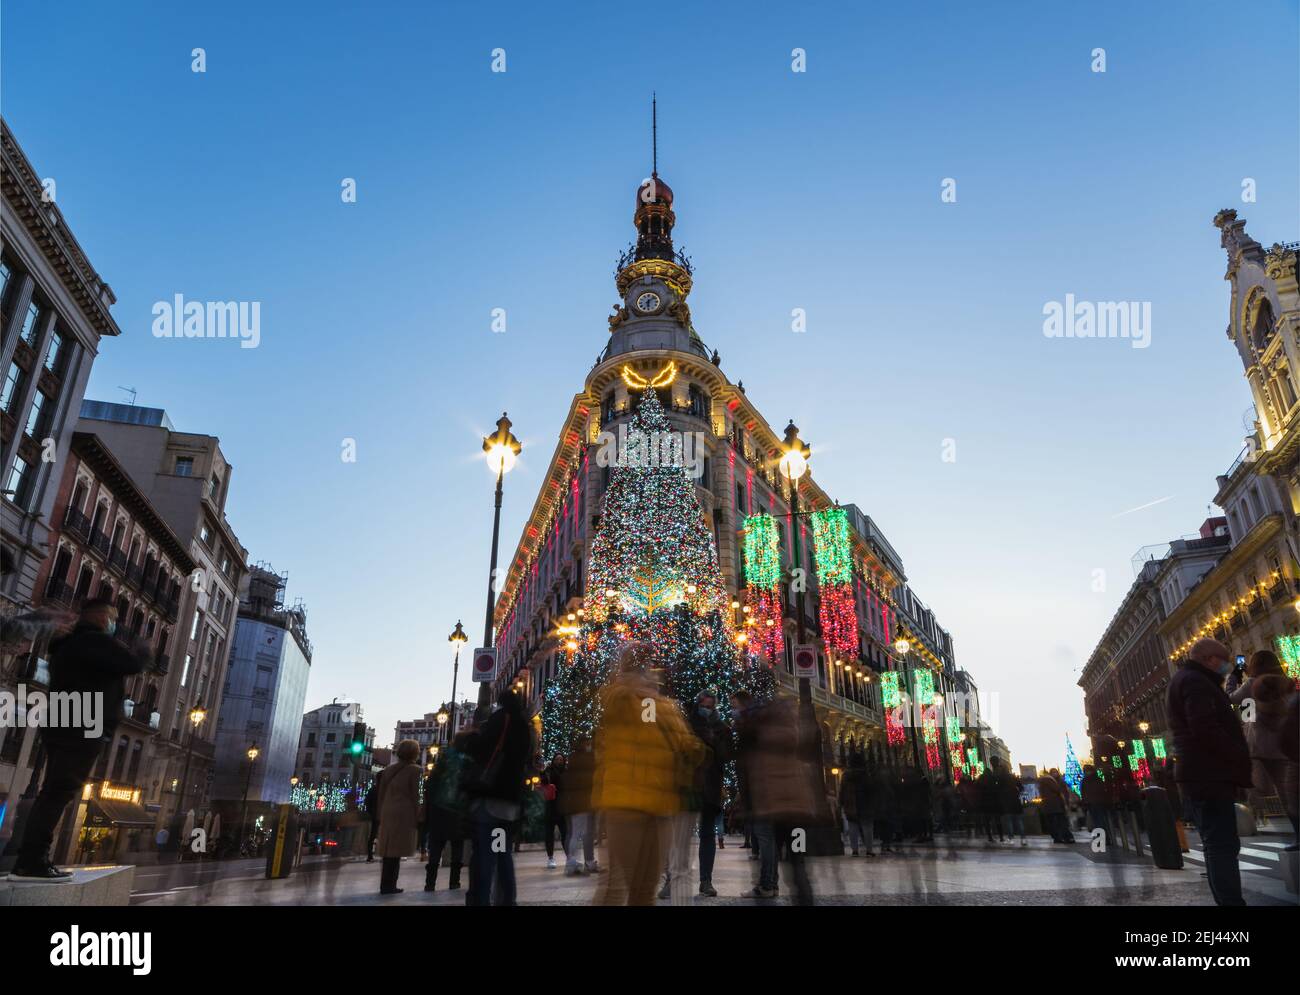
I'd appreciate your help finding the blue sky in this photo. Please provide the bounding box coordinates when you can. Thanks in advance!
[3,0,1297,768]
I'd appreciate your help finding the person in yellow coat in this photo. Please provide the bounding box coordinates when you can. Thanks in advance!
[593,642,704,905]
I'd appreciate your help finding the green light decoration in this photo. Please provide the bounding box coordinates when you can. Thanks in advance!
[810,508,853,586]
[1128,756,1139,771]
[946,714,961,744]
[1151,737,1166,760]
[542,390,766,762]
[1112,755,1121,768]
[1275,634,1300,680]
[882,672,901,708]
[810,508,859,658]
[743,513,784,659]
[1131,739,1146,760]
[743,513,782,589]
[914,669,934,702]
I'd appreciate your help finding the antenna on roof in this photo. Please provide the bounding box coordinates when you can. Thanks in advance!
[652,92,658,176]
[117,386,137,406]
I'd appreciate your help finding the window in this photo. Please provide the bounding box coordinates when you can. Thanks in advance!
[180,654,193,687]
[24,391,48,438]
[6,457,33,508]
[0,258,11,302]
[191,609,202,640]
[20,301,42,344]
[1,363,24,413]
[44,331,65,373]
[199,524,212,547]
[175,456,194,477]
[208,474,221,500]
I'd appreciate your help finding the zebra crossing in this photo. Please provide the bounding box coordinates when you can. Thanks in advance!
[1182,835,1293,874]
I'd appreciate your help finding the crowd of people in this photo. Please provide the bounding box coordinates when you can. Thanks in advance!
[362,641,1130,905]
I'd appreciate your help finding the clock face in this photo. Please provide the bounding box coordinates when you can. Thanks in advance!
[635,292,662,313]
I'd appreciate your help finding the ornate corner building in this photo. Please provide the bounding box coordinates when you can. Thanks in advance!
[1080,212,1300,776]
[487,167,998,777]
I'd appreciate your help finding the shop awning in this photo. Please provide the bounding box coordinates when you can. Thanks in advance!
[88,797,154,828]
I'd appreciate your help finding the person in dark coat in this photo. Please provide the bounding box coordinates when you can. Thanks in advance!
[11,598,149,881]
[1166,638,1252,905]
[686,688,732,896]
[464,688,531,906]
[840,752,873,855]
[870,766,897,852]
[376,739,422,894]
[540,754,568,869]
[1080,764,1113,843]
[979,760,1007,843]
[423,730,472,890]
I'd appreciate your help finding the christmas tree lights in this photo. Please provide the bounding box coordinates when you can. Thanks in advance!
[1063,735,1083,796]
[1275,634,1300,680]
[543,390,764,760]
[810,508,859,659]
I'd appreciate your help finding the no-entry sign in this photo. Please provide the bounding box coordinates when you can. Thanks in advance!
[793,643,817,680]
[471,647,497,682]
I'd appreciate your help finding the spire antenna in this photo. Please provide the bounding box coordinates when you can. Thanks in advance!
[652,92,658,176]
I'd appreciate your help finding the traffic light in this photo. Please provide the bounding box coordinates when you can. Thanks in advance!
[348,721,366,757]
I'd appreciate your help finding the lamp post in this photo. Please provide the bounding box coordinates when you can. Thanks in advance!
[174,705,207,859]
[476,413,522,722]
[239,744,260,851]
[447,620,467,742]
[894,636,924,770]
[778,420,812,702]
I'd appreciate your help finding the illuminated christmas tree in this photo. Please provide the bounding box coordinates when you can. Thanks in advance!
[1063,735,1084,796]
[543,389,762,759]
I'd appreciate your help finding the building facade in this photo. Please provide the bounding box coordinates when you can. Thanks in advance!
[74,401,248,833]
[486,166,991,781]
[1,117,121,612]
[295,702,374,788]
[0,431,195,862]
[211,564,312,819]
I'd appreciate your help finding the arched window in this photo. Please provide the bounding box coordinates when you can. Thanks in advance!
[1251,297,1277,353]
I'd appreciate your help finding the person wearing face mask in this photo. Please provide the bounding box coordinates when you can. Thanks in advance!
[1166,637,1253,906]
[7,597,150,882]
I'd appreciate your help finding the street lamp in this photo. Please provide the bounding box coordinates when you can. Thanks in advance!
[239,744,260,852]
[779,419,812,702]
[174,705,208,860]
[476,413,522,722]
[447,620,467,743]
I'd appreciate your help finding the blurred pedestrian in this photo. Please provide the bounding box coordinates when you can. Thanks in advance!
[1167,638,1252,905]
[1036,769,1071,843]
[594,644,703,906]
[541,754,568,869]
[1229,649,1299,841]
[840,752,873,856]
[464,688,531,906]
[980,758,1007,843]
[1080,763,1112,845]
[8,598,146,882]
[738,692,818,902]
[684,687,731,897]
[376,739,422,895]
[423,730,471,891]
[559,736,599,874]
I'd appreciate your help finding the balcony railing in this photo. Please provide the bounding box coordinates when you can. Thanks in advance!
[44,576,75,606]
[126,561,144,586]
[62,506,93,542]
[89,529,111,558]
[108,546,128,573]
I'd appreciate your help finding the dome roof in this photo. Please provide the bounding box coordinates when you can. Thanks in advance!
[637,174,673,208]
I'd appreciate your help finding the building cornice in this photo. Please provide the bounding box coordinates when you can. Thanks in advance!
[1,117,120,337]
[1157,513,1284,637]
